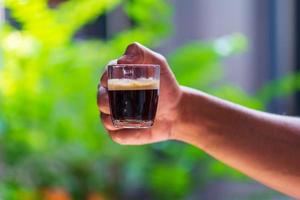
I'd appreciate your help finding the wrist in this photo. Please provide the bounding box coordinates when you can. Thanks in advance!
[170,86,193,141]
[170,86,213,146]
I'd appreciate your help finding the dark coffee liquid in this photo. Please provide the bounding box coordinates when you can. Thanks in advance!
[109,89,159,121]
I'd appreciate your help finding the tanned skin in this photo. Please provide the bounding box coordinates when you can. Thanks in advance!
[97,42,300,198]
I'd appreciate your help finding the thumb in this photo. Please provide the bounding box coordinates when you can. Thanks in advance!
[117,42,168,70]
[117,43,180,101]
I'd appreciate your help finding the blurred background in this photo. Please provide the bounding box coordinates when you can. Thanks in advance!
[0,0,299,199]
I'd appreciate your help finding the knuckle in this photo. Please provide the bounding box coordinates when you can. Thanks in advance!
[156,53,167,64]
[103,123,113,131]
[100,75,108,86]
[128,42,140,48]
[100,112,108,121]
[98,86,107,97]
[104,121,115,131]
[107,59,117,66]
[98,88,108,105]
[126,42,139,53]
[110,133,126,145]
[100,114,116,131]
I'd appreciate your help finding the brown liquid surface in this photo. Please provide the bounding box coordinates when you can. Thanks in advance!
[108,78,159,121]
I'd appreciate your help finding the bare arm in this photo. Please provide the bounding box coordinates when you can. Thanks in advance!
[97,42,300,198]
[174,86,300,198]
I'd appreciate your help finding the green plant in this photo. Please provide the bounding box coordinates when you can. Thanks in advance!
[0,0,299,200]
[0,0,171,199]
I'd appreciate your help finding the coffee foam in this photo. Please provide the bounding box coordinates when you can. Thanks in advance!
[108,78,159,90]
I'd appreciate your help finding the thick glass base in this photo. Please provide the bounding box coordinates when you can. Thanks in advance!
[112,119,154,129]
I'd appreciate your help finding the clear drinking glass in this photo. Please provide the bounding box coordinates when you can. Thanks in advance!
[107,64,160,128]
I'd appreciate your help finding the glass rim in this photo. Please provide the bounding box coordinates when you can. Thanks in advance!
[108,63,160,69]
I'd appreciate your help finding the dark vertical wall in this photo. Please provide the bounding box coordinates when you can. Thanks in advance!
[266,0,279,113]
[296,0,300,115]
[160,0,261,94]
[264,0,297,114]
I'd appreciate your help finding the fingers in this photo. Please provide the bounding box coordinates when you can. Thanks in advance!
[116,42,180,102]
[108,128,152,145]
[100,113,120,131]
[99,59,116,88]
[118,42,145,64]
[117,42,169,73]
[97,86,110,114]
[100,70,108,88]
[98,59,114,113]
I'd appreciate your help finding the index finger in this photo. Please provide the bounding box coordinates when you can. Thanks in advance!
[100,70,108,88]
[99,60,117,88]
[117,42,168,72]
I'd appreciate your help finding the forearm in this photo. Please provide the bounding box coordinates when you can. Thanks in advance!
[173,86,300,198]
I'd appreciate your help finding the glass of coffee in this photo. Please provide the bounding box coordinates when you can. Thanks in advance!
[107,64,160,128]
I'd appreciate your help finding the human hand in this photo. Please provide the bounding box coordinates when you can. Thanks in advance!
[97,42,182,145]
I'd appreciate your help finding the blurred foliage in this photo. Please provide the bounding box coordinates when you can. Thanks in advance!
[257,72,300,105]
[0,0,299,200]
